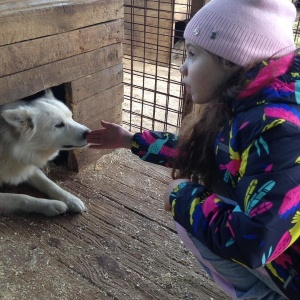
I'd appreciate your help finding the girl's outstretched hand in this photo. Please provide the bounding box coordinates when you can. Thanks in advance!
[87,120,134,150]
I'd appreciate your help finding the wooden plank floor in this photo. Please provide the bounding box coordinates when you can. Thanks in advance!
[0,149,230,300]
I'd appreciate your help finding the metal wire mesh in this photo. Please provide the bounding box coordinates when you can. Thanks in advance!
[294,1,300,46]
[124,1,300,134]
[123,0,191,133]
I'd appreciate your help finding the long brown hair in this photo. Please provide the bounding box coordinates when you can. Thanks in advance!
[172,58,248,191]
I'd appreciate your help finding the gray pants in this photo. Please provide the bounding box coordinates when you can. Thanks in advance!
[175,222,288,300]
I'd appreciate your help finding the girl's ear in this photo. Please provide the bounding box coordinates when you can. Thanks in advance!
[228,64,242,73]
[219,57,242,73]
[224,60,242,73]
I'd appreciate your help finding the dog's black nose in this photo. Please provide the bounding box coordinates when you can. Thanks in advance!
[83,130,89,139]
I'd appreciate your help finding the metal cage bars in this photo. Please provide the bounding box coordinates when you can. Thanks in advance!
[123,0,192,133]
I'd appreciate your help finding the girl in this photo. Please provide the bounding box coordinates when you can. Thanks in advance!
[87,0,300,298]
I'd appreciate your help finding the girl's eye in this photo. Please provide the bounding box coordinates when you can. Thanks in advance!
[55,122,65,128]
[187,50,194,58]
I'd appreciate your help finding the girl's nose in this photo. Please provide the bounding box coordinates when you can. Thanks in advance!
[179,61,187,76]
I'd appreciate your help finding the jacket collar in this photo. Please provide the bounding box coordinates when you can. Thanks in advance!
[232,50,299,113]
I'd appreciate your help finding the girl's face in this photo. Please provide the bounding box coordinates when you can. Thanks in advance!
[180,40,228,104]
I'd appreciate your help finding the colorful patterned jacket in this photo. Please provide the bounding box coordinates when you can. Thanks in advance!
[131,50,300,299]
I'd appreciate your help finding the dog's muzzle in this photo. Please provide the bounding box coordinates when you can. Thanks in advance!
[62,130,90,149]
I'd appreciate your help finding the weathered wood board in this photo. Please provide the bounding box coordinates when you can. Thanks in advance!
[0,0,123,46]
[0,149,231,300]
[0,20,124,78]
[0,36,123,105]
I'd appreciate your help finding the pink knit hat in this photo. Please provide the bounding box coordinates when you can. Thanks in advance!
[184,0,296,67]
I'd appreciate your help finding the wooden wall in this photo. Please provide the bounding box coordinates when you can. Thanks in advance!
[0,0,124,171]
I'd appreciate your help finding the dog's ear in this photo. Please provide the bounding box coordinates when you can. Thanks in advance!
[44,89,54,99]
[1,107,35,139]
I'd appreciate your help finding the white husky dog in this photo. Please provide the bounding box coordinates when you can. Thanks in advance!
[0,90,90,216]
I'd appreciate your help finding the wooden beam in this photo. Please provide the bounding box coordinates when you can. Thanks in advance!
[0,0,123,46]
[73,84,124,123]
[0,20,124,78]
[0,43,123,104]
[68,64,123,103]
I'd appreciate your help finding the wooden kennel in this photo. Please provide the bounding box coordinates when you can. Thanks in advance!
[0,0,124,171]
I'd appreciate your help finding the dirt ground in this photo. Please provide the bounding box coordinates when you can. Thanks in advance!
[0,149,231,300]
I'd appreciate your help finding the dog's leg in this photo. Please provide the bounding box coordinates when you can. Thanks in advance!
[27,168,86,213]
[0,193,68,216]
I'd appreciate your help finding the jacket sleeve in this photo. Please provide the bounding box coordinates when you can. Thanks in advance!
[170,119,300,269]
[131,131,179,168]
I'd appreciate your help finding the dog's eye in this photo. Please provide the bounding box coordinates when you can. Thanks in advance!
[55,122,65,128]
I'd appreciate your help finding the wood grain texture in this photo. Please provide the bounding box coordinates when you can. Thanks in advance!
[0,0,123,46]
[73,84,124,122]
[69,63,123,103]
[0,149,230,299]
[1,19,124,78]
[0,43,123,104]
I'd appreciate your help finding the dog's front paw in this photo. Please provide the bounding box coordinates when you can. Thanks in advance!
[65,195,86,213]
[43,200,68,216]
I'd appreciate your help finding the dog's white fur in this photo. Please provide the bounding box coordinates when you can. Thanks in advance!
[0,90,90,216]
